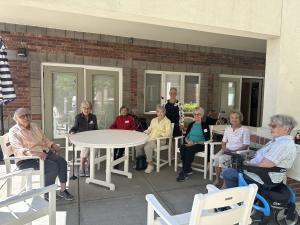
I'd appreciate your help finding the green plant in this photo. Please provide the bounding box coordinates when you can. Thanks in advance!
[183,102,199,112]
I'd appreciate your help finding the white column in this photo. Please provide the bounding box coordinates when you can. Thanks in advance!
[262,0,300,127]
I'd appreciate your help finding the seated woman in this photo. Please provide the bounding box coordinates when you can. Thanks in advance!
[176,107,210,182]
[136,105,171,173]
[69,100,98,177]
[110,106,137,168]
[222,114,297,188]
[213,110,250,187]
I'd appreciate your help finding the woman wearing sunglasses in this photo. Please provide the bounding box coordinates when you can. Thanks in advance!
[176,107,210,182]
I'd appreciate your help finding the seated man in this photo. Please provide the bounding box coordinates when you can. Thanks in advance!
[222,114,297,189]
[9,108,74,201]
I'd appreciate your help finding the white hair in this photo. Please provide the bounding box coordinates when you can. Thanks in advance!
[270,114,297,134]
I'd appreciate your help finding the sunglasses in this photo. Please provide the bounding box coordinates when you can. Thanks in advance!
[19,114,31,119]
[268,123,279,129]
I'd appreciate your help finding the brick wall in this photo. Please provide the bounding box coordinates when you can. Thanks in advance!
[0,23,265,130]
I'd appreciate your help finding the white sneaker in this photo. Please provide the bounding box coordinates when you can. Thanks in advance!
[145,164,154,173]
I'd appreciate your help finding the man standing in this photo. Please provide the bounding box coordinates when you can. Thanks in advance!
[9,108,73,201]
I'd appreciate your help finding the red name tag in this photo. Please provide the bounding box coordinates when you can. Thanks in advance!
[125,120,129,124]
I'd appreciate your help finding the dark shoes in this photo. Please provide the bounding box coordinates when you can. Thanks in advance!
[176,171,189,182]
[57,189,74,201]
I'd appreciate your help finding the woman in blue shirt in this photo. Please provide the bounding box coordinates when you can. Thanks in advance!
[177,107,210,182]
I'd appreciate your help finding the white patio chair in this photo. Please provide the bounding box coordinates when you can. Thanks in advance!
[0,169,57,225]
[153,123,174,173]
[146,183,258,225]
[0,134,45,196]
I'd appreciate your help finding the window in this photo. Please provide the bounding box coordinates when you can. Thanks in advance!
[144,70,201,112]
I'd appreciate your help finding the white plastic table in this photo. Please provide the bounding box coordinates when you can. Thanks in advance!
[69,129,147,190]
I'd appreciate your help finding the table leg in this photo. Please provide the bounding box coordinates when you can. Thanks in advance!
[86,147,115,191]
[124,147,132,178]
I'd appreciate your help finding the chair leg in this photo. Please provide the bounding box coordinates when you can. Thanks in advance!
[174,151,178,172]
[156,150,160,173]
[168,141,172,166]
[96,149,101,170]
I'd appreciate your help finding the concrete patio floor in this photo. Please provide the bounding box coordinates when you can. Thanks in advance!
[1,160,299,225]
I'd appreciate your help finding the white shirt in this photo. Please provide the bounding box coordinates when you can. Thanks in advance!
[222,126,250,151]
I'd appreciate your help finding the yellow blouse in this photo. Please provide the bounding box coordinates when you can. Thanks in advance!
[144,116,171,141]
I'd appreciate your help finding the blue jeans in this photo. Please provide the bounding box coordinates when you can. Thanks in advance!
[222,168,239,188]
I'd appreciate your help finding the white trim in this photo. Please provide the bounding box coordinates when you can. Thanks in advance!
[41,62,123,132]
[144,70,201,113]
[219,74,264,79]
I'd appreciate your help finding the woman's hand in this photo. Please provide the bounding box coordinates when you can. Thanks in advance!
[185,139,194,146]
[36,152,47,160]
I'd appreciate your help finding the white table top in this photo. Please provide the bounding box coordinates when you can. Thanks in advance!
[69,129,148,148]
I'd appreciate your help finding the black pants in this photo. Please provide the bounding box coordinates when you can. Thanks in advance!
[179,144,205,173]
[114,148,125,160]
[17,150,68,186]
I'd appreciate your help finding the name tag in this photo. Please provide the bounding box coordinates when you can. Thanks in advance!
[89,121,94,124]
[125,120,129,124]
[204,129,208,133]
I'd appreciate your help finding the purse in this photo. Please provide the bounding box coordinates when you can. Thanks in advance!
[135,155,147,170]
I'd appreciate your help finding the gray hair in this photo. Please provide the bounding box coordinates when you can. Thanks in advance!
[229,110,243,122]
[13,108,30,121]
[193,107,205,117]
[169,87,177,93]
[156,105,166,114]
[80,100,92,110]
[270,114,297,133]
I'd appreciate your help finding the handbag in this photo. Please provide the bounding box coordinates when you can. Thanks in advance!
[135,155,147,170]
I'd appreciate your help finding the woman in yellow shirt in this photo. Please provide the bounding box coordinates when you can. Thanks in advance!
[136,105,171,173]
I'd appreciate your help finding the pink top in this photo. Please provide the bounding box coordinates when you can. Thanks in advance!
[222,126,250,151]
[8,123,53,156]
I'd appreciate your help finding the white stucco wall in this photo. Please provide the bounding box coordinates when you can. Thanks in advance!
[263,0,300,127]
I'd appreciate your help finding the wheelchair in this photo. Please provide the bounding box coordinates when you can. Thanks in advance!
[228,152,299,225]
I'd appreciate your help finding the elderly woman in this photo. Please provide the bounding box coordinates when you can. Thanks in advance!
[136,105,171,173]
[110,106,137,168]
[69,100,98,177]
[222,114,297,188]
[176,107,210,182]
[164,87,184,137]
[213,110,250,187]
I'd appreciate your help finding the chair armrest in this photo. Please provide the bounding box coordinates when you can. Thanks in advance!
[156,136,172,140]
[209,142,222,146]
[174,135,184,141]
[146,194,179,225]
[0,184,57,208]
[0,168,34,181]
[4,155,40,161]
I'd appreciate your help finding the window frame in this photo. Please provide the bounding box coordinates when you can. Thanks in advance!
[144,70,201,113]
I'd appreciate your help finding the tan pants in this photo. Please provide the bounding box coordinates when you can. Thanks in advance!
[213,150,232,168]
[135,140,167,162]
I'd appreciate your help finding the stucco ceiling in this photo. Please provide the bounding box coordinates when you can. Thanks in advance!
[0,1,267,53]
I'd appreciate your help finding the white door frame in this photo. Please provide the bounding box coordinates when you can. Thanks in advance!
[41,62,123,132]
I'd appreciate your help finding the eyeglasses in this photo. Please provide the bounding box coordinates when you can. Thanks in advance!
[19,114,31,119]
[193,113,201,116]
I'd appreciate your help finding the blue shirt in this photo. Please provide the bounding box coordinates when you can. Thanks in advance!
[246,135,297,183]
[187,123,205,142]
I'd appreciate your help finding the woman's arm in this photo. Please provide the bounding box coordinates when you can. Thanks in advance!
[69,114,80,134]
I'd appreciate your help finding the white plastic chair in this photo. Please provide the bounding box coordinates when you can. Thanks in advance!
[0,169,57,225]
[65,134,85,166]
[153,123,174,173]
[0,134,45,196]
[174,125,214,179]
[146,183,258,225]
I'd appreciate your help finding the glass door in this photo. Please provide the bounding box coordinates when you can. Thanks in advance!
[43,66,84,142]
[219,77,241,116]
[86,70,120,129]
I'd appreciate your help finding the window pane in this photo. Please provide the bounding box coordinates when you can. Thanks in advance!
[145,73,161,112]
[228,82,235,106]
[165,74,181,100]
[52,73,77,139]
[184,76,200,108]
[92,75,116,129]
